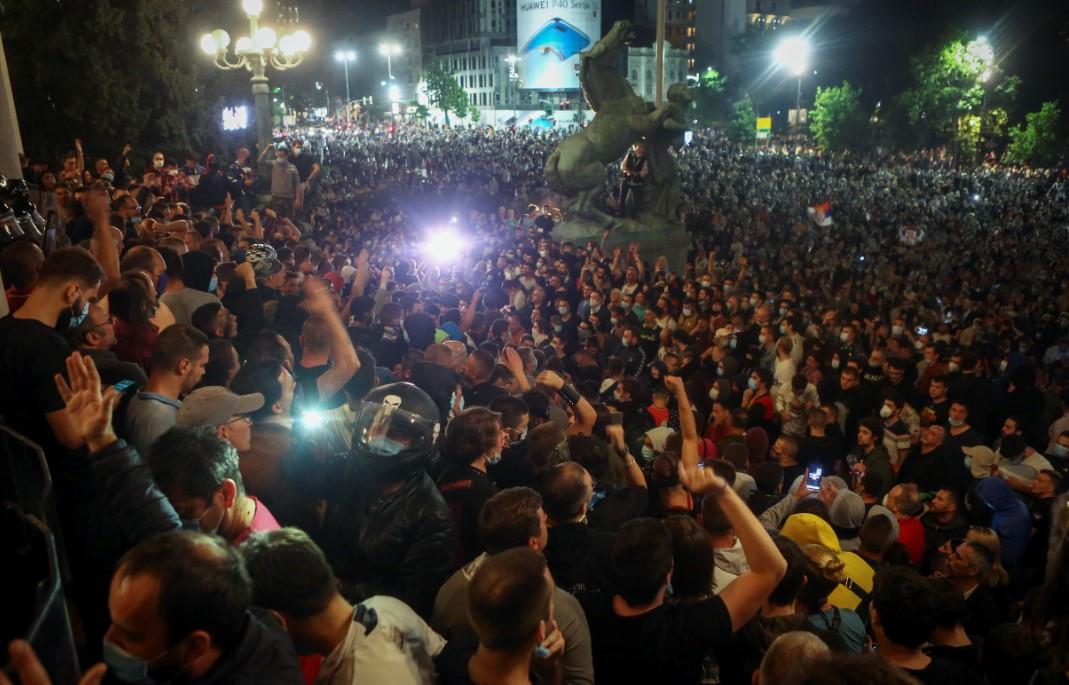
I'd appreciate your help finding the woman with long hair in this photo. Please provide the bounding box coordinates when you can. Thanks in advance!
[109,273,159,371]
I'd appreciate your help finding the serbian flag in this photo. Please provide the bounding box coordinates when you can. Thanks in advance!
[807,201,833,227]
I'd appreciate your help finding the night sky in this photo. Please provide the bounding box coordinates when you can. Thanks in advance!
[194,0,1069,114]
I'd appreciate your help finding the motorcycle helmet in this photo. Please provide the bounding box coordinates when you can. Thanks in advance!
[244,243,283,280]
[350,382,441,481]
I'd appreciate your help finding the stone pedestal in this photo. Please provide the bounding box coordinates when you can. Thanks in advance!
[553,214,689,272]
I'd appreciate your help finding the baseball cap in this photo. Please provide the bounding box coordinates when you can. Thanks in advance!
[177,387,264,427]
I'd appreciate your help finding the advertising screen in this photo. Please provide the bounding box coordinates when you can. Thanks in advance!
[517,0,601,91]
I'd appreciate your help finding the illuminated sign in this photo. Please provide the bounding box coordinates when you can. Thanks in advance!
[517,0,601,91]
[222,106,249,131]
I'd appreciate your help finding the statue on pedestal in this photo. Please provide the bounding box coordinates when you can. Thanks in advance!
[543,20,691,235]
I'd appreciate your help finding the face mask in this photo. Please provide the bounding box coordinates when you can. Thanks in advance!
[208,275,219,292]
[682,307,692,316]
[367,435,405,455]
[891,325,903,336]
[729,338,737,350]
[633,305,647,320]
[101,171,115,182]
[292,148,302,156]
[948,362,961,373]
[948,418,964,428]
[709,386,720,400]
[831,359,840,369]
[779,324,787,335]
[640,445,655,460]
[512,427,528,445]
[591,303,601,313]
[716,366,724,377]
[557,306,569,316]
[779,308,788,317]
[553,324,562,333]
[68,297,90,330]
[840,332,850,343]
[879,405,894,419]
[963,456,972,471]
[102,638,167,685]
[486,450,502,465]
[748,377,758,391]
[758,334,768,345]
[914,340,925,350]
[999,360,1008,372]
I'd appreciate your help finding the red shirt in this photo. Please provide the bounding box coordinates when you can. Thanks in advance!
[232,496,281,546]
[647,405,670,427]
[897,516,926,566]
[4,286,31,313]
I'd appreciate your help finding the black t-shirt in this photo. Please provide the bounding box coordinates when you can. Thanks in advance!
[292,153,315,183]
[437,464,498,565]
[293,362,346,411]
[901,655,974,685]
[578,592,733,685]
[0,317,71,459]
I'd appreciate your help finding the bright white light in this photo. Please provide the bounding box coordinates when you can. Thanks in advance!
[212,29,230,51]
[278,35,296,55]
[235,36,254,53]
[222,106,250,131]
[256,27,277,50]
[967,36,995,70]
[774,36,810,76]
[389,85,401,101]
[980,69,992,82]
[379,42,401,56]
[300,409,325,430]
[242,0,263,17]
[292,30,312,53]
[422,229,466,263]
[200,33,218,55]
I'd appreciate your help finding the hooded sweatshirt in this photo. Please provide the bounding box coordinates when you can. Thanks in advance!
[973,477,1031,567]
[780,513,874,611]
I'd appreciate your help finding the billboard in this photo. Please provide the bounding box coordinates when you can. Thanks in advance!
[517,0,601,91]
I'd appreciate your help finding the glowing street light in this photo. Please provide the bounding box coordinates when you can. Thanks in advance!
[379,42,401,80]
[200,0,311,152]
[967,35,995,82]
[774,36,811,129]
[334,50,357,108]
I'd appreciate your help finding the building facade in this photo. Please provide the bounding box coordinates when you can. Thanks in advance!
[693,0,747,77]
[386,9,424,104]
[625,45,690,103]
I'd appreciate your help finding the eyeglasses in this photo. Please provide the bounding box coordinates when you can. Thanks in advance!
[92,314,115,330]
[225,415,252,426]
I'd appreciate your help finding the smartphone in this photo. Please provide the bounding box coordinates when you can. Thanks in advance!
[609,411,624,426]
[806,466,823,491]
[522,18,592,61]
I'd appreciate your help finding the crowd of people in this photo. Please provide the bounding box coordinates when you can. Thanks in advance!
[2,119,1069,685]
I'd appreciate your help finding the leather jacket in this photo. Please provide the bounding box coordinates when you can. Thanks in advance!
[317,461,457,619]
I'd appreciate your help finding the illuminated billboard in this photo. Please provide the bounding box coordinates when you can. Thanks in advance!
[517,0,601,91]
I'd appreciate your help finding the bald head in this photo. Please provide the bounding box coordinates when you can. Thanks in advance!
[537,461,593,523]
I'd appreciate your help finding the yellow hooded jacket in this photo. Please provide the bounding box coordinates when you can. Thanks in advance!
[780,513,874,611]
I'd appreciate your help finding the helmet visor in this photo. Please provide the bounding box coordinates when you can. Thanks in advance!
[350,400,438,457]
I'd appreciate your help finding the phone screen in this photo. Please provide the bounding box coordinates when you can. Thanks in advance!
[113,379,136,393]
[806,466,823,491]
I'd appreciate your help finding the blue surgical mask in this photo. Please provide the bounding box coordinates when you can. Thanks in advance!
[1054,444,1069,458]
[102,638,166,685]
[963,456,972,470]
[486,451,502,465]
[208,275,218,292]
[67,298,90,330]
[748,377,758,390]
[729,338,737,350]
[641,445,655,460]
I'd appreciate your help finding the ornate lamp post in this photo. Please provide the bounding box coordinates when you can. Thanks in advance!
[200,0,311,153]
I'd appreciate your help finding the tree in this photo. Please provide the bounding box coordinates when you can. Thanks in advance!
[3,0,213,162]
[897,35,1018,154]
[810,82,870,152]
[726,96,757,144]
[414,104,430,124]
[423,67,468,125]
[690,68,728,126]
[1006,101,1066,168]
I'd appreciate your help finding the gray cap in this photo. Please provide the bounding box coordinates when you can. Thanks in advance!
[177,386,264,427]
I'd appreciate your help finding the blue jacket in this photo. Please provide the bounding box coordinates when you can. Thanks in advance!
[974,477,1031,567]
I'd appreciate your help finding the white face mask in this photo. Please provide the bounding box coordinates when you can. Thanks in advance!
[880,405,894,419]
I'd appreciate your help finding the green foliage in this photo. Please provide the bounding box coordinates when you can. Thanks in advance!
[423,67,469,125]
[898,36,1017,150]
[1006,101,1066,168]
[727,96,757,144]
[690,70,728,126]
[3,0,213,161]
[810,82,870,152]
[414,104,430,121]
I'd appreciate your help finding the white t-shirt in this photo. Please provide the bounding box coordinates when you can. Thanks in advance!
[315,596,446,685]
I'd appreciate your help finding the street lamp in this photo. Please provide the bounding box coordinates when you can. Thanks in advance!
[773,36,810,130]
[379,42,401,80]
[334,50,357,112]
[505,55,521,122]
[967,35,996,159]
[200,0,311,153]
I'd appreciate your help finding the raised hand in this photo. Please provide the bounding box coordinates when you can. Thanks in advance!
[54,352,119,453]
[536,370,565,390]
[0,640,106,685]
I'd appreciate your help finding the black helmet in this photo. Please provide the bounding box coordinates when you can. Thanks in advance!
[350,382,441,481]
